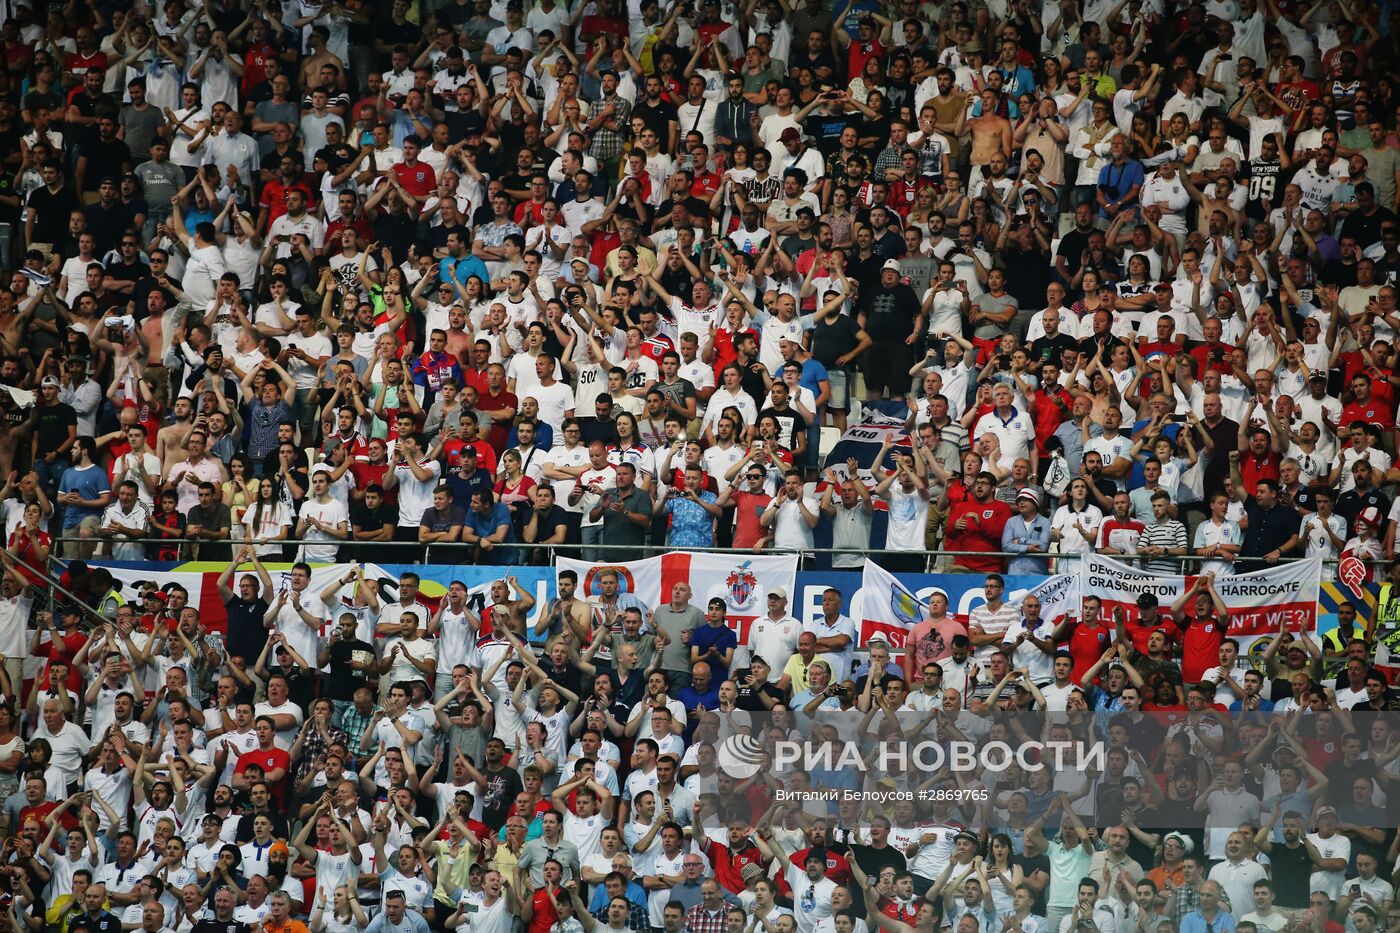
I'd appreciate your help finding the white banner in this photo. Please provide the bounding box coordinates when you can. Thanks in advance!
[556,552,797,642]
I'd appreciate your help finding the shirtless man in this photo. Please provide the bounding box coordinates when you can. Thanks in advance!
[969,88,1013,167]
[535,568,592,646]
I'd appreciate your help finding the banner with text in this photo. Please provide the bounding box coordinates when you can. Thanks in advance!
[1080,552,1322,654]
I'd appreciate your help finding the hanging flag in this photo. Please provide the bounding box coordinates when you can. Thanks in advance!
[858,558,929,646]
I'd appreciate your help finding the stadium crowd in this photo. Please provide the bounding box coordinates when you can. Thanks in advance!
[3,0,1400,932]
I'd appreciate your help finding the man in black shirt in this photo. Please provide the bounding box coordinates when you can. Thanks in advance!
[25,160,81,250]
[351,484,399,564]
[633,75,680,149]
[1337,462,1390,536]
[733,333,771,404]
[733,655,786,711]
[216,547,273,666]
[1027,302,1079,371]
[375,0,424,51]
[857,260,921,403]
[1236,476,1301,570]
[1054,202,1097,284]
[75,117,133,202]
[810,301,869,430]
[103,235,150,294]
[31,375,77,496]
[69,901,122,933]
[462,737,523,830]
[320,612,377,708]
[190,887,251,933]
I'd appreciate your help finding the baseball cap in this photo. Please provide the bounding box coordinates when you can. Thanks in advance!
[769,587,788,600]
[1316,806,1338,819]
[1153,281,1173,291]
[40,376,59,387]
[882,259,902,272]
[779,127,801,142]
[1136,593,1159,608]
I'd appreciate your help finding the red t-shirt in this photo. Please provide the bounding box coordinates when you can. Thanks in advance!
[1098,517,1146,553]
[1029,390,1072,458]
[1177,612,1226,684]
[20,800,75,832]
[639,335,675,364]
[235,746,292,806]
[65,50,107,78]
[1239,451,1281,495]
[122,398,164,445]
[260,178,317,227]
[691,171,723,199]
[241,42,278,97]
[391,161,437,199]
[7,528,51,587]
[847,36,886,83]
[528,887,561,933]
[1341,400,1389,428]
[350,461,394,503]
[730,490,772,549]
[945,498,1012,572]
[444,438,498,475]
[1188,341,1235,377]
[711,327,759,380]
[38,630,87,691]
[514,200,547,227]
[702,838,766,895]
[478,388,519,452]
[1122,616,1175,656]
[1066,621,1113,682]
[888,178,931,217]
[789,847,853,885]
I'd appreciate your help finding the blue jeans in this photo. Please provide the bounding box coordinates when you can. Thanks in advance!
[34,457,70,496]
[581,524,604,562]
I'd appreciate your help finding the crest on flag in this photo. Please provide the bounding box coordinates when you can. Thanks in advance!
[725,563,759,611]
[889,586,925,626]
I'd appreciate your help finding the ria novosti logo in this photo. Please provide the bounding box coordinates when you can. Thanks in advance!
[719,734,1106,778]
[716,734,767,779]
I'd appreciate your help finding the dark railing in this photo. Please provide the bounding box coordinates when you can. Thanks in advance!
[46,536,1355,577]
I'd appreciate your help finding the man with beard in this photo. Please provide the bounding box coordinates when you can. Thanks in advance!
[461,737,524,831]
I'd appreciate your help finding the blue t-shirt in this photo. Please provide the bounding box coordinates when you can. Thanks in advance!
[799,358,830,407]
[445,467,494,506]
[59,463,110,528]
[1097,158,1146,217]
[688,624,738,679]
[440,254,490,288]
[465,501,514,541]
[365,909,432,933]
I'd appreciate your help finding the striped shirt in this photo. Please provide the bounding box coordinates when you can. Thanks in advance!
[968,603,1021,663]
[1141,519,1187,574]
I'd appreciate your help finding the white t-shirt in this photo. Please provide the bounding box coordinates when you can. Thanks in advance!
[393,460,442,527]
[297,496,349,562]
[526,381,575,432]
